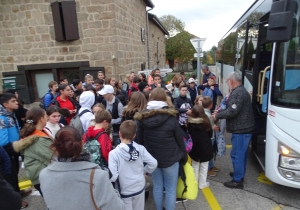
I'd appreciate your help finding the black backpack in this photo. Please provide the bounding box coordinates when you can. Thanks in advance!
[40,93,54,110]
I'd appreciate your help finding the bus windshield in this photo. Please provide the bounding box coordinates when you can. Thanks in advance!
[271,8,300,109]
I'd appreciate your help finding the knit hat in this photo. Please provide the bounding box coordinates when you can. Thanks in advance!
[138,82,148,92]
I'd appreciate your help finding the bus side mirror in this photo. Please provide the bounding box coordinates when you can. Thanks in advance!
[267,0,297,42]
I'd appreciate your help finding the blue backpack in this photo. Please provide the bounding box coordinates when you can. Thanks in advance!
[202,87,214,99]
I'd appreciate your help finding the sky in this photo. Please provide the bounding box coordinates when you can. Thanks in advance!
[151,0,256,51]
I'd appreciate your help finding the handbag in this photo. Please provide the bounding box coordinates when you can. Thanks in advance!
[176,162,198,200]
[90,169,100,210]
[181,128,193,153]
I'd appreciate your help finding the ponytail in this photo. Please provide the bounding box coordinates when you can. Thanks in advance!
[20,107,45,138]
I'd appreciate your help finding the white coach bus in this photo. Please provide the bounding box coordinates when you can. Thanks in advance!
[216,0,300,188]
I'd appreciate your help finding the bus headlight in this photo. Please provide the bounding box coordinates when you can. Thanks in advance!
[279,156,300,170]
[278,142,300,157]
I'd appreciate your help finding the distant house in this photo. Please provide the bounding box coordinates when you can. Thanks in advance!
[0,0,168,103]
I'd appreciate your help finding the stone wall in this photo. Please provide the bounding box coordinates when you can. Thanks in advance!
[0,0,166,79]
[149,20,166,69]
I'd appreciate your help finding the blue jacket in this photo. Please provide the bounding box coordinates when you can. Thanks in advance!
[0,105,20,147]
[44,91,56,110]
[198,84,222,110]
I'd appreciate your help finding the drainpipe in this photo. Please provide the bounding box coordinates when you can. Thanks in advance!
[146,7,153,70]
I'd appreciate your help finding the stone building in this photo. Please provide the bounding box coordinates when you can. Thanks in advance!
[0,0,168,103]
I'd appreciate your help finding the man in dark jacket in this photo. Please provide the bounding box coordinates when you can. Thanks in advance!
[201,64,215,84]
[213,72,255,189]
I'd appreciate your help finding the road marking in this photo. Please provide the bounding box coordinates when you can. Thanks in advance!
[202,187,222,210]
[226,144,232,148]
[257,172,273,185]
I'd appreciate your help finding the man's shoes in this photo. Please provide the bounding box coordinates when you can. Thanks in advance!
[20,189,32,198]
[176,198,188,203]
[224,180,244,189]
[229,172,244,181]
[211,166,220,172]
[207,169,217,177]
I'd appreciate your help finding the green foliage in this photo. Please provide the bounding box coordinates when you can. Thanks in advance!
[159,15,185,34]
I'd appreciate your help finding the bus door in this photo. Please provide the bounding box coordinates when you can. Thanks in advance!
[257,66,271,113]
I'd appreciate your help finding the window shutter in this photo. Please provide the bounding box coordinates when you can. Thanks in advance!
[61,1,79,41]
[51,2,64,41]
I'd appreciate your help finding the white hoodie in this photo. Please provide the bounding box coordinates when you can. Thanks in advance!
[78,91,95,133]
[109,141,157,197]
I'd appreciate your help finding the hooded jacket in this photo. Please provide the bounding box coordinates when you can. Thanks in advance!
[13,130,54,185]
[187,117,213,163]
[109,142,157,197]
[134,104,187,168]
[0,105,20,150]
[39,161,125,210]
[83,127,112,164]
[216,84,255,133]
[79,91,95,133]
[198,84,222,111]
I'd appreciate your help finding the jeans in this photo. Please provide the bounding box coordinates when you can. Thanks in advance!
[208,138,215,169]
[231,133,252,182]
[152,162,179,210]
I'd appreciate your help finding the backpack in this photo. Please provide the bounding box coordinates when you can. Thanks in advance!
[202,87,214,99]
[40,93,54,110]
[83,131,106,166]
[69,109,91,136]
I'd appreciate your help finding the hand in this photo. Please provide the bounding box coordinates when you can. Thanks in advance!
[211,114,216,121]
[213,109,219,115]
[69,110,73,114]
[210,86,214,90]
[73,109,77,114]
[186,110,192,115]
[213,125,219,132]
[157,83,161,88]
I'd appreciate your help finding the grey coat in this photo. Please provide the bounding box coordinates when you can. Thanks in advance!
[216,85,255,134]
[39,161,125,210]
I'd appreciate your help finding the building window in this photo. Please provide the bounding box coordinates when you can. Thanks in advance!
[141,28,145,42]
[51,1,80,41]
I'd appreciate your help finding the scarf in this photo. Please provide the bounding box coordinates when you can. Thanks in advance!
[147,101,168,110]
[57,151,91,163]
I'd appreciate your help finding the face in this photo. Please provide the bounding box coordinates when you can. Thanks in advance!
[76,81,82,90]
[226,79,233,90]
[51,84,58,92]
[201,68,207,74]
[61,86,71,96]
[69,89,74,97]
[198,97,203,105]
[40,112,48,127]
[103,93,113,101]
[189,82,195,88]
[154,77,161,85]
[94,83,101,91]
[208,78,215,86]
[98,73,104,80]
[86,78,93,85]
[118,80,122,87]
[154,70,160,75]
[139,74,143,81]
[129,74,134,82]
[180,81,185,86]
[110,78,116,87]
[180,87,188,96]
[143,86,149,92]
[48,111,61,124]
[4,98,18,111]
[92,106,103,114]
[61,79,68,85]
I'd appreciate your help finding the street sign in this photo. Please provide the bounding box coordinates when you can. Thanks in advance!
[190,38,207,53]
[194,53,203,58]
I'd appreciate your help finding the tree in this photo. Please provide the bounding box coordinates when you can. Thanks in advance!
[159,15,195,68]
[159,15,185,37]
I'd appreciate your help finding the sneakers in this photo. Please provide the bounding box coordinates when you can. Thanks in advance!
[20,189,32,198]
[207,169,217,177]
[199,182,210,189]
[210,166,220,172]
[224,180,244,189]
[229,172,244,181]
[176,198,188,203]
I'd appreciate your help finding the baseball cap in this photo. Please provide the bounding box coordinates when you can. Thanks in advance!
[188,78,195,83]
[98,85,114,95]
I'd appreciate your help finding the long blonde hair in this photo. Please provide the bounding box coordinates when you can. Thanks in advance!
[123,92,147,117]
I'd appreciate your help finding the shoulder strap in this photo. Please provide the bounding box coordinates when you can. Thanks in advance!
[90,169,100,210]
[95,131,105,140]
[58,123,63,129]
[44,127,52,134]
[78,109,91,117]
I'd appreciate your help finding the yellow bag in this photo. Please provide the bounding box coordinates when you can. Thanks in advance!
[176,162,198,200]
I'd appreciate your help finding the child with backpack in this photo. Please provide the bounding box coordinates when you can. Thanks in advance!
[198,76,222,111]
[109,120,157,210]
[44,106,64,138]
[83,110,112,168]
[40,81,58,110]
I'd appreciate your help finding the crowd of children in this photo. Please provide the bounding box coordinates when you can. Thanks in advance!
[0,66,227,210]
